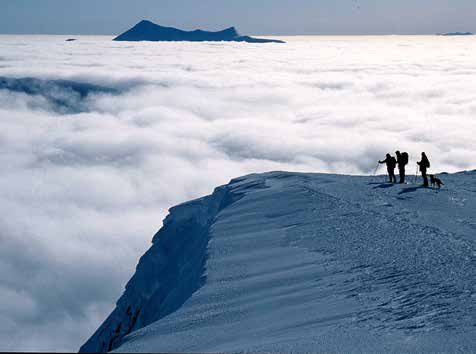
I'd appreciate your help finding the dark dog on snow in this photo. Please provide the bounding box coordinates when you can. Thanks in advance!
[429,174,444,189]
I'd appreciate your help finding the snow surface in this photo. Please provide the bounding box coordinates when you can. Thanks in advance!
[81,171,476,353]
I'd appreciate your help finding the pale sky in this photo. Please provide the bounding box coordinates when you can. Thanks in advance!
[1,0,475,35]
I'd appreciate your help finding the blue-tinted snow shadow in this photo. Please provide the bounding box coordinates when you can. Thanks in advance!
[398,186,424,195]
[372,183,396,189]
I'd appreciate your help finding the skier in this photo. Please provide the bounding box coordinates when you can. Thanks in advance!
[417,152,430,187]
[395,150,409,184]
[379,153,397,183]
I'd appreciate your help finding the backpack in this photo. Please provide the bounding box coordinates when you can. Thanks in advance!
[402,152,409,165]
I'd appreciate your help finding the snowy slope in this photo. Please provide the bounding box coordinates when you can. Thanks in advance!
[80,171,476,353]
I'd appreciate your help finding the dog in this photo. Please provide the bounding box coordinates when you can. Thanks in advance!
[429,174,444,189]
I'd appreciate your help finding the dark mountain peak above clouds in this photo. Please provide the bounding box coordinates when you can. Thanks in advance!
[113,20,284,43]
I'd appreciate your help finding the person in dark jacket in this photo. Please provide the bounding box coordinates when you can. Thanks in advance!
[379,153,397,183]
[395,150,408,184]
[417,152,430,187]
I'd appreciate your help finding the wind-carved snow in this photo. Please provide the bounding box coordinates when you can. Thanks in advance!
[81,171,476,353]
[79,183,239,352]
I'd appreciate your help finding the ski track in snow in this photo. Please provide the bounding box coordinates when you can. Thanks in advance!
[82,171,476,353]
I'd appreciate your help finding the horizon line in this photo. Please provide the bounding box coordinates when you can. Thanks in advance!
[0,32,474,37]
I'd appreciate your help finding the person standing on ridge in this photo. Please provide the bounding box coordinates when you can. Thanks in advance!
[417,152,430,187]
[395,150,409,184]
[379,153,397,183]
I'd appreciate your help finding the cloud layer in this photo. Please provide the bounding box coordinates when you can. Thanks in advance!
[0,35,475,351]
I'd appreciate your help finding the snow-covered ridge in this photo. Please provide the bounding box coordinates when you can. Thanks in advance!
[80,171,475,353]
[79,179,248,353]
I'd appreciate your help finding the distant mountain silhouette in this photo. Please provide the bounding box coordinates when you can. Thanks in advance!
[113,20,284,43]
[437,32,473,36]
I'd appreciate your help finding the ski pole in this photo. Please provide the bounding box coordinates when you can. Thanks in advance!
[373,162,380,183]
[373,163,379,176]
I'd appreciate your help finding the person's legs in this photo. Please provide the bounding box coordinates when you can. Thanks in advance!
[402,167,405,183]
[390,169,396,183]
[398,167,404,183]
[422,170,428,187]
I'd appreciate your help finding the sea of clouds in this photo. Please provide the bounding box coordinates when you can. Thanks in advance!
[0,34,475,351]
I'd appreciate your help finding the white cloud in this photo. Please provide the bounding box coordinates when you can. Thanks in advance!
[0,35,475,351]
